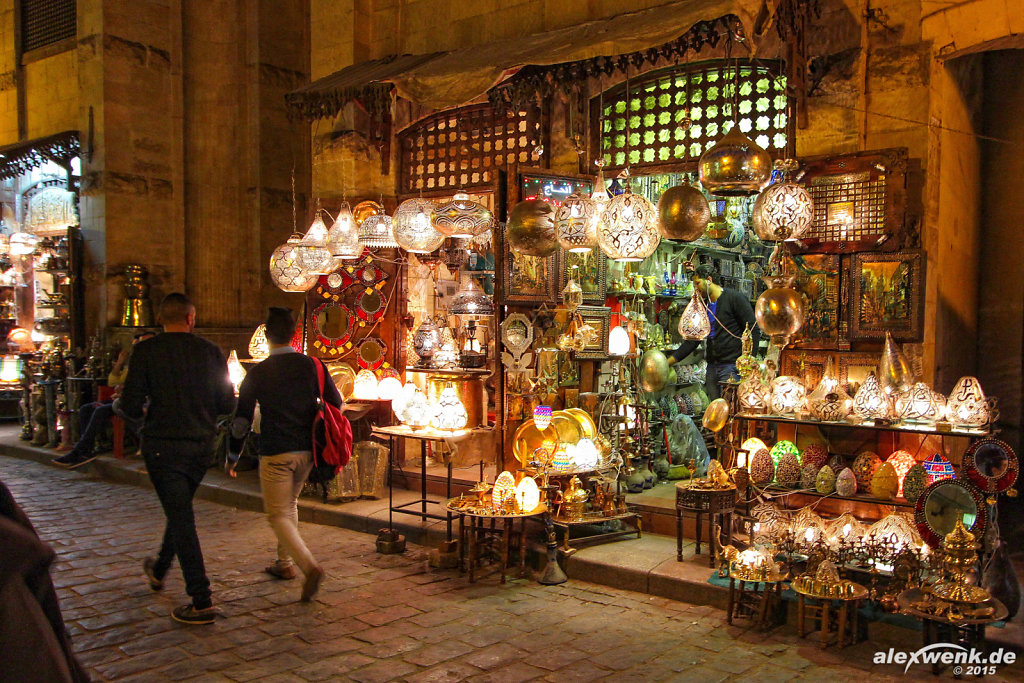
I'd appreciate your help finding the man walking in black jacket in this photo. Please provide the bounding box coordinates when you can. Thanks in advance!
[669,264,759,401]
[114,293,235,624]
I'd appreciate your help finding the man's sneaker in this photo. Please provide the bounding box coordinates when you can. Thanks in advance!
[143,557,164,591]
[301,565,325,602]
[264,562,297,580]
[171,604,215,625]
[52,451,99,470]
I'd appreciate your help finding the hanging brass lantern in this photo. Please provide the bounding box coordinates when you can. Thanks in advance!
[554,193,600,253]
[639,349,670,393]
[562,277,583,312]
[431,192,493,239]
[326,201,363,262]
[751,159,814,242]
[597,186,660,262]
[677,293,711,340]
[754,273,804,347]
[393,198,444,253]
[506,199,557,257]
[657,181,710,241]
[698,125,772,197]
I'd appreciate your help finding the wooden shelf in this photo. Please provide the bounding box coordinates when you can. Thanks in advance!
[405,366,492,377]
[734,412,990,439]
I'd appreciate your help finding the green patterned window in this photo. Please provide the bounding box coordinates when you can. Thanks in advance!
[595,60,791,173]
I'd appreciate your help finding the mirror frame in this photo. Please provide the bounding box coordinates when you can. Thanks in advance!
[355,336,388,370]
[914,478,987,548]
[312,302,354,348]
[355,288,388,324]
[500,313,534,358]
[962,438,1019,494]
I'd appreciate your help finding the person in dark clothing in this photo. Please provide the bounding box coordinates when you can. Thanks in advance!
[228,307,342,602]
[669,264,759,401]
[113,293,235,625]
[0,477,90,682]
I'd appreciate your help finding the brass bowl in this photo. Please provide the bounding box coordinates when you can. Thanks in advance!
[512,419,557,466]
[550,411,582,445]
[564,408,597,439]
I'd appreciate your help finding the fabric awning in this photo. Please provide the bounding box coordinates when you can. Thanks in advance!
[0,130,80,181]
[288,0,764,118]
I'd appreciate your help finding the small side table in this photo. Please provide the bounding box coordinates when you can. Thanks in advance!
[675,484,736,566]
[727,573,786,629]
[451,507,544,584]
[793,583,869,649]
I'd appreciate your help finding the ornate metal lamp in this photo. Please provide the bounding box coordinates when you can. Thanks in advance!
[269,234,319,292]
[326,201,362,262]
[555,193,600,253]
[698,124,772,196]
[358,206,399,249]
[432,192,492,239]
[751,159,813,241]
[393,198,444,253]
[597,183,660,262]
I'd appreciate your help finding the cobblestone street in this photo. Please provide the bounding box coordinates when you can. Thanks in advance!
[1,455,1015,682]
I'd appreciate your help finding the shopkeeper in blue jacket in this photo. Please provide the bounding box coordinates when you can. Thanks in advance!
[668,263,759,402]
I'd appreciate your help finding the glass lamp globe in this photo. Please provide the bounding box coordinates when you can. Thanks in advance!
[853,372,892,420]
[0,355,20,383]
[554,192,600,253]
[248,324,269,360]
[562,277,583,312]
[358,207,399,249]
[296,213,334,274]
[431,192,492,239]
[492,471,516,512]
[571,437,600,470]
[596,188,660,262]
[514,476,542,513]
[269,235,319,292]
[678,294,711,340]
[924,454,956,483]
[608,326,631,356]
[353,369,380,400]
[887,450,917,497]
[432,386,468,431]
[448,278,493,316]
[738,376,769,414]
[326,202,362,262]
[895,382,944,423]
[393,198,444,253]
[769,375,806,415]
[751,181,814,242]
[377,376,403,401]
[946,376,989,428]
[698,125,772,196]
[227,350,246,395]
[401,390,433,429]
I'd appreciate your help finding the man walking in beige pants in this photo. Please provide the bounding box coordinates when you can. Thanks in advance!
[228,308,342,601]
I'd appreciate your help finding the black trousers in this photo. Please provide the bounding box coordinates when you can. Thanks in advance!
[144,437,214,609]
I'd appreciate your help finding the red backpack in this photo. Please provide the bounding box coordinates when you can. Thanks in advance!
[311,359,353,484]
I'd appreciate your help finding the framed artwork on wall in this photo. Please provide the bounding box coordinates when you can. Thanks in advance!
[848,250,924,341]
[502,241,560,304]
[837,352,880,394]
[575,305,611,360]
[780,350,835,390]
[560,249,607,303]
[789,253,842,348]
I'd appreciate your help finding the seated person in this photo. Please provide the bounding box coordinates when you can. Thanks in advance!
[53,332,155,469]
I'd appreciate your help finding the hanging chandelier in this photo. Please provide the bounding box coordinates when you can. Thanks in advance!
[393,198,444,253]
[269,234,319,292]
[294,212,334,274]
[554,192,600,253]
[751,160,814,241]
[358,205,399,249]
[326,201,362,263]
[754,254,805,348]
[448,277,493,316]
[698,124,772,197]
[596,182,660,263]
[431,192,493,239]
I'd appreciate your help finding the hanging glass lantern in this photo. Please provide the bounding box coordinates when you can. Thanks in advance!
[596,187,660,262]
[853,372,892,420]
[946,376,989,428]
[358,207,399,249]
[393,198,444,253]
[432,385,468,431]
[751,160,813,241]
[295,212,334,274]
[677,294,711,340]
[431,192,492,239]
[227,350,246,395]
[353,369,380,400]
[554,192,600,253]
[269,235,319,292]
[769,375,806,415]
[657,180,711,241]
[325,201,362,263]
[562,277,583,312]
[755,273,805,347]
[608,325,631,356]
[698,125,772,196]
[248,324,269,360]
[895,382,944,423]
[448,277,493,316]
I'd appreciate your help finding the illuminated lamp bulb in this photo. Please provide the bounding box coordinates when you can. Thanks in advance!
[737,376,769,413]
[226,350,246,396]
[677,294,711,340]
[514,476,541,513]
[739,438,767,468]
[400,390,432,429]
[533,405,553,431]
[852,372,892,420]
[608,325,631,356]
[353,369,379,400]
[946,376,989,428]
[769,375,806,415]
[326,201,362,263]
[377,376,403,402]
[571,437,599,470]
[0,355,20,383]
[886,450,917,497]
[492,471,516,512]
[393,381,418,419]
[248,324,269,360]
[295,212,334,274]
[8,232,39,256]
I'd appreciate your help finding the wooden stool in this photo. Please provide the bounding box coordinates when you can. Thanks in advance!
[727,577,785,629]
[675,484,737,566]
[795,590,867,649]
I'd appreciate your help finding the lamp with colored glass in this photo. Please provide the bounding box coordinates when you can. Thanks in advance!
[852,372,892,420]
[431,192,492,239]
[492,471,516,512]
[739,438,767,468]
[886,450,917,498]
[269,235,320,292]
[769,440,799,466]
[353,369,380,400]
[533,405,553,431]
[248,324,269,360]
[295,212,334,274]
[393,198,444,253]
[227,350,246,395]
[923,454,956,484]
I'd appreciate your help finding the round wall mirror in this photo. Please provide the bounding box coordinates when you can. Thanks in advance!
[356,337,387,370]
[313,303,353,345]
[914,479,987,548]
[356,289,387,323]
[962,438,1019,493]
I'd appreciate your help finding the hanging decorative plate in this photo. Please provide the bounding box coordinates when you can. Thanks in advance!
[311,302,354,358]
[355,263,389,289]
[318,270,356,300]
[355,288,388,324]
[355,337,388,371]
[962,438,1018,494]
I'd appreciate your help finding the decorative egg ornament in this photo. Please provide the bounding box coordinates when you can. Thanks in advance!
[801,462,822,489]
[776,452,801,487]
[886,450,917,497]
[870,462,899,500]
[836,467,858,497]
[749,448,775,485]
[491,471,517,512]
[802,444,829,470]
[815,465,837,495]
[902,464,928,503]
[852,451,882,491]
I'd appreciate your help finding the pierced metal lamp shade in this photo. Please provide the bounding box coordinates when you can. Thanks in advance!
[394,198,445,253]
[358,209,399,249]
[946,376,989,427]
[852,372,892,420]
[698,125,772,197]
[597,188,660,262]
[554,193,600,253]
[562,278,583,312]
[269,235,319,292]
[295,213,333,274]
[448,278,493,316]
[657,182,711,241]
[677,293,711,340]
[431,192,492,239]
[326,202,362,261]
[751,181,814,241]
[248,324,269,360]
[432,386,468,431]
[755,274,805,347]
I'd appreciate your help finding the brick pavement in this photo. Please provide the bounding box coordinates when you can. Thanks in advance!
[1,455,1017,682]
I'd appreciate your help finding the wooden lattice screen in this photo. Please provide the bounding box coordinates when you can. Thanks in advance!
[398,104,544,196]
[595,60,791,173]
[21,0,76,53]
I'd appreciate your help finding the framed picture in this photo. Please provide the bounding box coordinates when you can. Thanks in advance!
[502,239,560,304]
[849,250,924,341]
[837,352,879,394]
[780,350,835,390]
[790,253,842,348]
[560,249,607,303]
[576,305,611,360]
